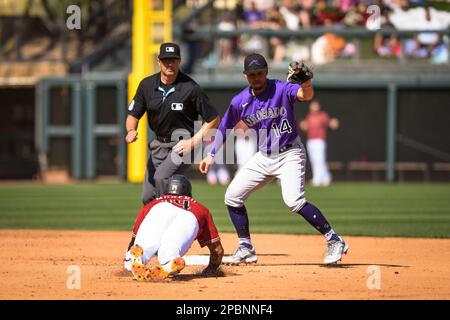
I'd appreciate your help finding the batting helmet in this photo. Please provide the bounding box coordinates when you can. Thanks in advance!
[166,175,192,197]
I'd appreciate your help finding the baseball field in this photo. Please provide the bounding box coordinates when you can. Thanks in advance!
[0,181,449,299]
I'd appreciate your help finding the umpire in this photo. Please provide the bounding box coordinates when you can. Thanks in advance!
[125,42,220,204]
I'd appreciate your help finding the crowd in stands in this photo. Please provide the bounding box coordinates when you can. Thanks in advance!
[211,0,449,67]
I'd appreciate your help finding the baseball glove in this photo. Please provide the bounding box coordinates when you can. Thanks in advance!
[286,61,314,84]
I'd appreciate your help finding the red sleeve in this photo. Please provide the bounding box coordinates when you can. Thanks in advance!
[192,204,220,248]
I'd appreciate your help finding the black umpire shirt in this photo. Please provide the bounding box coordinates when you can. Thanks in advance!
[127,72,218,141]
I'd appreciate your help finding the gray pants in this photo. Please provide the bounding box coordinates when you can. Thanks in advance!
[142,139,190,204]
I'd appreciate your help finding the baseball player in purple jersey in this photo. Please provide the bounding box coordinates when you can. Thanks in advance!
[199,53,348,264]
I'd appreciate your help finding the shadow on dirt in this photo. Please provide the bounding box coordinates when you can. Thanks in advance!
[171,268,241,282]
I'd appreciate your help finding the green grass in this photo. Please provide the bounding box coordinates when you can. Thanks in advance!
[0,182,449,238]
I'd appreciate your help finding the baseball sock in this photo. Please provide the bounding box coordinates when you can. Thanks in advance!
[227,205,254,249]
[238,237,253,249]
[297,203,340,241]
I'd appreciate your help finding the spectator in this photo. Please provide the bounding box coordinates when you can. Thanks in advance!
[404,7,446,59]
[374,30,402,57]
[279,0,301,30]
[266,5,287,29]
[384,0,410,11]
[409,0,426,6]
[240,2,287,63]
[240,2,268,58]
[265,4,288,63]
[217,12,238,65]
[311,30,347,64]
[374,5,402,58]
[298,0,316,28]
[242,1,265,26]
[312,0,344,26]
[335,0,356,12]
[355,1,371,26]
[235,0,245,24]
[343,0,370,27]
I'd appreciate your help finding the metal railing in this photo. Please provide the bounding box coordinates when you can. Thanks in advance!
[36,74,128,180]
[175,26,450,72]
[177,26,450,39]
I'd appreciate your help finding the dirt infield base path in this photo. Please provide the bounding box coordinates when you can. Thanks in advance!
[0,230,449,300]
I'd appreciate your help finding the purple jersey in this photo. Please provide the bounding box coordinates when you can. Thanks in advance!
[211,79,301,155]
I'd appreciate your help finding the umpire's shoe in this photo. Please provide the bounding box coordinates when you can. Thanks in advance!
[224,245,258,264]
[323,237,349,264]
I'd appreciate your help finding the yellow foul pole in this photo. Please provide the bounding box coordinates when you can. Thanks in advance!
[128,0,172,183]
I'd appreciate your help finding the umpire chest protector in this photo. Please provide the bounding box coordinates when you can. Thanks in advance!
[128,72,218,140]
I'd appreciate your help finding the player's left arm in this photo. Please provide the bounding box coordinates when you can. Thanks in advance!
[191,116,220,148]
[199,101,239,174]
[296,80,314,101]
[173,116,220,156]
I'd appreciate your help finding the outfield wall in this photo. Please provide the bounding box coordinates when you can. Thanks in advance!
[1,73,449,181]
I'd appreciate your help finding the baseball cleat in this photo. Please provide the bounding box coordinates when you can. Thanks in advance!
[130,244,143,260]
[129,245,150,281]
[148,265,170,281]
[131,261,152,281]
[170,257,186,274]
[223,245,258,265]
[323,237,349,264]
[149,257,186,280]
[130,245,143,265]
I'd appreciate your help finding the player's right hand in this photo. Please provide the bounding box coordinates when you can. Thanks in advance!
[125,129,138,144]
[199,154,214,174]
[201,264,220,277]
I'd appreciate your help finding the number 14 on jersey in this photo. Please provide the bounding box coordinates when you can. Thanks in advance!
[271,119,292,137]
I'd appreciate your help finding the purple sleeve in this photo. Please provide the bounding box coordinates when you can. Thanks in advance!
[209,102,240,157]
[285,82,301,105]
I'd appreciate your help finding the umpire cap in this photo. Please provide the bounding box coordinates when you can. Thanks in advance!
[158,42,181,60]
[166,175,192,197]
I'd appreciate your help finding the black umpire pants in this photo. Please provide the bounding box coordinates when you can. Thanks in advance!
[142,139,190,205]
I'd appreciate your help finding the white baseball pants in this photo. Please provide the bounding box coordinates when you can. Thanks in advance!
[306,138,331,186]
[134,202,199,272]
[235,136,258,173]
[225,141,307,212]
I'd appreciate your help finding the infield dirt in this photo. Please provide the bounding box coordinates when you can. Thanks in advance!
[0,230,449,299]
